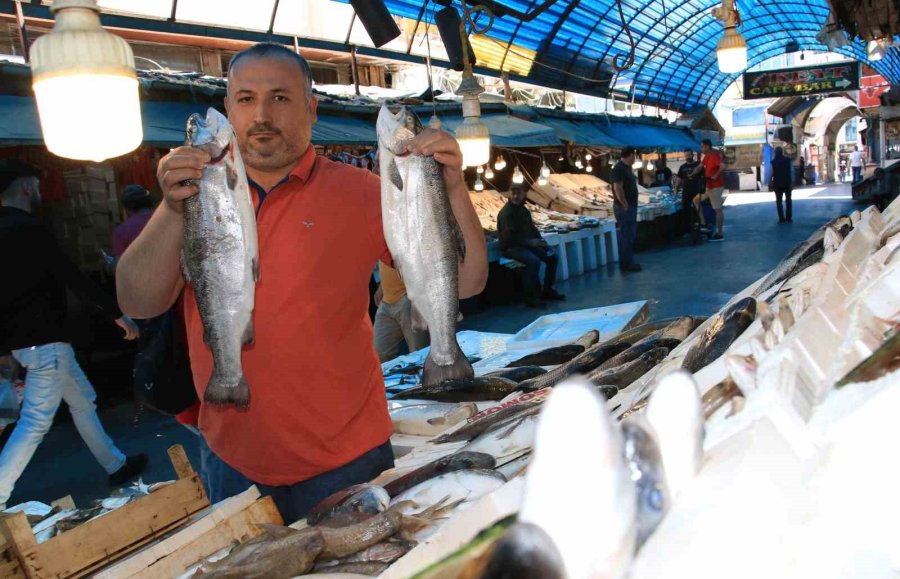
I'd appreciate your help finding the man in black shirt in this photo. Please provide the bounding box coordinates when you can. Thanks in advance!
[0,160,147,508]
[612,146,641,272]
[497,183,566,308]
[654,160,673,188]
[674,150,702,231]
[770,146,793,223]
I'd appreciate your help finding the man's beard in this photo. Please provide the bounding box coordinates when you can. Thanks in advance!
[241,123,304,172]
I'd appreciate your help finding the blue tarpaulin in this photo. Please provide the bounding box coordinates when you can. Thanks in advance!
[606,119,701,152]
[437,113,561,148]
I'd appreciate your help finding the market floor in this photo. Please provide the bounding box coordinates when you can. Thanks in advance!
[8,183,861,508]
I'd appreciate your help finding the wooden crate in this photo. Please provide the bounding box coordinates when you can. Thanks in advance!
[0,446,209,579]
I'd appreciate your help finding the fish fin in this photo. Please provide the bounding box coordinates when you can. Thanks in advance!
[409,303,428,332]
[204,372,251,411]
[388,157,404,191]
[497,416,527,439]
[453,219,466,263]
[226,162,238,191]
[180,249,191,285]
[252,257,260,283]
[422,343,474,387]
[255,523,299,538]
[242,318,255,346]
[426,416,447,426]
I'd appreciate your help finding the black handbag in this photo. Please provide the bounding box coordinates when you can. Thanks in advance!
[133,309,198,415]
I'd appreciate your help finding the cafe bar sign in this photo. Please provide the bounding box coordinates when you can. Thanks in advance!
[743,62,860,99]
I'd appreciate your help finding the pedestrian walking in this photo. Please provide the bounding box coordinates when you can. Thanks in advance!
[770,147,793,223]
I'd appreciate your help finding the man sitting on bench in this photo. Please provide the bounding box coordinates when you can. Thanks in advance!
[497,183,566,309]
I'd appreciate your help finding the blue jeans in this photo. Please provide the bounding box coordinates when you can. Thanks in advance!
[852,166,862,183]
[1,343,126,506]
[502,245,558,299]
[615,203,638,267]
[200,437,394,523]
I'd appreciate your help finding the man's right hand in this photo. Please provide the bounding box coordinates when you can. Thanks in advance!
[115,316,140,341]
[157,147,210,214]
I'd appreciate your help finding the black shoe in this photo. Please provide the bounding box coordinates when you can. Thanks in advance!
[524,299,546,309]
[621,263,642,272]
[109,453,148,486]
[541,289,566,301]
[710,234,724,242]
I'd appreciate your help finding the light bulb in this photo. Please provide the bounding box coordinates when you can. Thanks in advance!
[540,163,551,179]
[716,27,747,73]
[585,153,593,161]
[646,160,655,170]
[632,159,643,169]
[575,159,584,169]
[456,92,491,168]
[585,165,593,173]
[558,154,564,162]
[474,176,484,191]
[477,165,484,174]
[494,156,506,171]
[867,40,886,62]
[609,158,616,166]
[429,114,442,129]
[31,0,142,162]
[538,175,548,186]
[485,167,495,179]
[512,167,525,184]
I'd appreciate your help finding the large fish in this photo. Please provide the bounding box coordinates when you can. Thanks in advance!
[390,469,506,515]
[377,105,473,387]
[434,397,544,444]
[484,366,548,383]
[383,451,496,497]
[389,402,478,436]
[306,484,390,526]
[596,316,694,373]
[681,297,757,374]
[390,376,517,402]
[586,348,670,390]
[183,108,258,410]
[516,342,630,392]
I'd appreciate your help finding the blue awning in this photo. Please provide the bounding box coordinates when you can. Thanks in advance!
[0,96,378,147]
[437,113,561,148]
[531,112,626,147]
[606,120,701,152]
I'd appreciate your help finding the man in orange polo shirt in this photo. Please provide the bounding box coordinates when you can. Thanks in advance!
[691,139,726,242]
[116,43,488,522]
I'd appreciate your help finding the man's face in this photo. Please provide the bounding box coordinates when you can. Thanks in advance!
[510,188,527,205]
[623,154,635,166]
[686,153,695,163]
[701,143,710,155]
[225,56,318,173]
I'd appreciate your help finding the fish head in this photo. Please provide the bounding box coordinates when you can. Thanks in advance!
[345,485,390,515]
[186,108,234,160]
[377,105,423,156]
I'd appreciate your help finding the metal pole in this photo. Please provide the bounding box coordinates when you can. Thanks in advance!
[351,45,360,96]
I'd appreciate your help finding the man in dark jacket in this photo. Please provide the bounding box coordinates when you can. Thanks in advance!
[771,146,793,223]
[497,183,566,308]
[0,159,147,508]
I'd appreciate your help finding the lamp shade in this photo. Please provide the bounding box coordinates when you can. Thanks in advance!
[456,117,491,168]
[716,27,747,73]
[31,0,142,162]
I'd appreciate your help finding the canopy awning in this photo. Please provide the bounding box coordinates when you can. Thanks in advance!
[435,113,561,148]
[534,116,627,148]
[0,96,379,147]
[606,120,701,152]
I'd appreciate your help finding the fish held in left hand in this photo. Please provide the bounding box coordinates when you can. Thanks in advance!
[378,105,472,388]
[183,108,258,410]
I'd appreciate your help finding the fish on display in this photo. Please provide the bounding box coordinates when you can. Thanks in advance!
[586,347,670,390]
[196,526,324,578]
[334,539,416,564]
[390,402,478,436]
[183,108,258,410]
[433,397,544,444]
[390,376,518,402]
[484,366,548,383]
[519,378,636,579]
[507,344,585,367]
[702,377,745,421]
[383,451,496,497]
[621,417,670,548]
[516,342,631,392]
[462,412,540,465]
[378,105,473,387]
[681,297,757,374]
[836,330,899,388]
[611,316,706,346]
[310,561,389,575]
[595,317,692,373]
[645,370,704,500]
[306,484,390,526]
[390,469,507,515]
[480,522,565,579]
[316,500,435,560]
[495,452,531,480]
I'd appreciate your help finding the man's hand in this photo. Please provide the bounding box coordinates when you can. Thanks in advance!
[115,316,140,341]
[374,285,383,307]
[157,147,211,214]
[407,129,464,184]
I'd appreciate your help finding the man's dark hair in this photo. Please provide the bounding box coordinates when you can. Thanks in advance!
[701,139,713,148]
[620,146,636,159]
[510,183,528,195]
[228,42,313,94]
[121,184,153,213]
[774,146,784,157]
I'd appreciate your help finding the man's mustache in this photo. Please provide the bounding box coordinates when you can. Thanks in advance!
[247,125,281,136]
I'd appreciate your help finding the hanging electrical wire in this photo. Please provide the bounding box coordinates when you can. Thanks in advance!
[612,0,636,72]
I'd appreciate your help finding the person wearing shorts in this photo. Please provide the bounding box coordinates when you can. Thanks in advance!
[691,139,725,241]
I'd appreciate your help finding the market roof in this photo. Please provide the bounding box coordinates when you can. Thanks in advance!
[3,1,897,112]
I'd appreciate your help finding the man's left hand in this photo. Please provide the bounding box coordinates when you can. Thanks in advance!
[407,129,464,182]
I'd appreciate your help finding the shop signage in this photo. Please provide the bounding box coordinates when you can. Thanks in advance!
[859,73,889,108]
[743,62,860,99]
[724,144,764,169]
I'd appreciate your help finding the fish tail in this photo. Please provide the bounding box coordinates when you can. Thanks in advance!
[204,370,251,411]
[422,343,473,387]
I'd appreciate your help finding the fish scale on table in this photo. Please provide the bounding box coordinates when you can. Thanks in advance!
[378,105,472,387]
[183,108,258,410]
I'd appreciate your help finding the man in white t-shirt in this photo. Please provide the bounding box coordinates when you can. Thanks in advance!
[849,147,865,183]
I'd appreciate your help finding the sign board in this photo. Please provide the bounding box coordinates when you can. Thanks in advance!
[859,73,889,108]
[743,62,860,99]
[724,144,764,169]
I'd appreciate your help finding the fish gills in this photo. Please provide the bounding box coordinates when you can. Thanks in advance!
[377,105,472,387]
[183,108,258,410]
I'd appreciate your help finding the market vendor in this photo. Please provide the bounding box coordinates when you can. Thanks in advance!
[691,139,725,242]
[612,146,642,272]
[116,43,488,522]
[373,262,430,362]
[497,183,566,308]
[674,150,702,231]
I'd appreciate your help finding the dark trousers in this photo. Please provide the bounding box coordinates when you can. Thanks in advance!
[199,437,394,524]
[615,203,638,267]
[852,166,862,183]
[773,187,792,221]
[502,245,558,299]
[681,191,697,231]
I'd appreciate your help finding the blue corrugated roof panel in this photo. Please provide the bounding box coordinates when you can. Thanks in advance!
[437,113,561,147]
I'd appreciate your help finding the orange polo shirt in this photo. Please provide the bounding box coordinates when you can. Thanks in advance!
[182,146,393,486]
